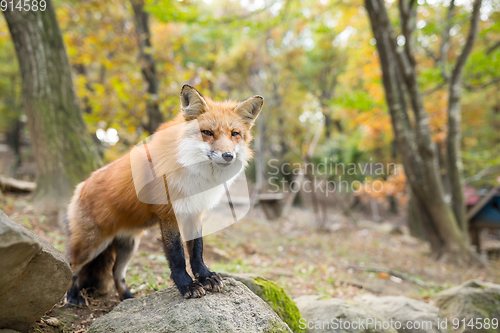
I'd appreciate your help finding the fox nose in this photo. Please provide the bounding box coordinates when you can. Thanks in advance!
[222,152,233,162]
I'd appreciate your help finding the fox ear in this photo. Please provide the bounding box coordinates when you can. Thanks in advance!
[235,96,263,126]
[180,84,208,120]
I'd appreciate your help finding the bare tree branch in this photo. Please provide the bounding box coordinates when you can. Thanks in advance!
[400,0,417,66]
[423,46,439,63]
[440,0,456,81]
[409,0,416,10]
[450,0,483,84]
[464,77,500,90]
[424,82,446,95]
[486,40,500,54]
[370,0,413,83]
[465,165,500,183]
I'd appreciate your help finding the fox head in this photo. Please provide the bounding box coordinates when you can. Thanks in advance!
[178,84,263,168]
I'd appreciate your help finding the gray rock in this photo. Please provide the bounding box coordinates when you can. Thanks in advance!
[220,272,263,295]
[0,210,72,332]
[295,295,397,333]
[88,278,292,333]
[0,211,41,295]
[433,280,500,333]
[358,295,449,333]
[220,272,302,332]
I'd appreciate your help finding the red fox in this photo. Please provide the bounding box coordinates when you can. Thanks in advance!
[66,85,263,304]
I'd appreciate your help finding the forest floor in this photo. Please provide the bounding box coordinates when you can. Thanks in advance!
[2,192,500,333]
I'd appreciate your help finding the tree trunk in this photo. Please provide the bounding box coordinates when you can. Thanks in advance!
[5,76,22,175]
[446,0,482,234]
[6,117,22,174]
[130,0,163,134]
[408,191,444,257]
[3,1,101,213]
[364,0,481,264]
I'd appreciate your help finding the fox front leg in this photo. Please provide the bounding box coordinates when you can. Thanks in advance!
[187,237,224,292]
[159,220,205,298]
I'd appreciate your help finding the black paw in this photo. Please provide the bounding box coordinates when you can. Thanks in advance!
[180,281,206,299]
[122,289,135,300]
[67,293,86,306]
[197,272,224,292]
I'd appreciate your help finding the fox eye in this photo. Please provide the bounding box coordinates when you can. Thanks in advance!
[202,130,213,136]
[231,131,240,137]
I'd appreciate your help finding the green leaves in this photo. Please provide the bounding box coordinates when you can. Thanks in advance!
[145,0,201,23]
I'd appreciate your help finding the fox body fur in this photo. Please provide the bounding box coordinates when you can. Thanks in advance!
[66,85,263,304]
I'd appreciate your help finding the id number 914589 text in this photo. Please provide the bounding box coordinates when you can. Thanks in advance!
[1,0,46,11]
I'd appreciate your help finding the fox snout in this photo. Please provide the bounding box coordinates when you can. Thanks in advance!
[209,150,236,166]
[222,152,233,161]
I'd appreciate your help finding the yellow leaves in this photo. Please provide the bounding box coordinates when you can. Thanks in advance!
[144,46,153,55]
[207,52,217,62]
[53,0,153,134]
[0,18,11,41]
[78,54,93,67]
[362,62,381,80]
[364,82,384,102]
[464,137,478,148]
[351,107,392,150]
[360,62,385,103]
[92,83,106,95]
[424,90,448,144]
[462,97,489,129]
[102,58,113,70]
[362,64,373,76]
[270,28,282,41]
[55,6,72,28]
[86,36,99,44]
[357,165,408,206]
[74,75,89,99]
[434,132,447,144]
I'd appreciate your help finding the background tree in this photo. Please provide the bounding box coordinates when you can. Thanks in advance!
[294,24,347,138]
[364,0,483,263]
[130,0,163,133]
[3,0,101,214]
[0,20,22,176]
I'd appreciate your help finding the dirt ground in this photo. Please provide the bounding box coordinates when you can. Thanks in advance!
[1,192,499,333]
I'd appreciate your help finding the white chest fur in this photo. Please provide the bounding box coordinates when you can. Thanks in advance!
[168,161,242,215]
[145,119,248,216]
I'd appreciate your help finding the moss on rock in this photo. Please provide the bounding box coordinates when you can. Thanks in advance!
[433,280,500,333]
[253,277,304,333]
